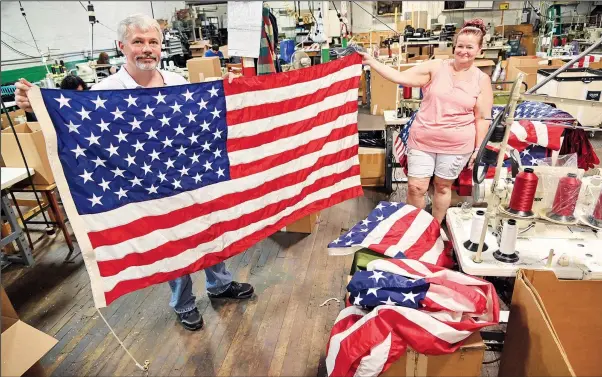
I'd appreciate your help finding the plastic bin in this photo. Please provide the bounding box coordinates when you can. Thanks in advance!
[536,68,602,127]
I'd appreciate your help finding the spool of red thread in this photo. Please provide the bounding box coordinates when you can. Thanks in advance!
[588,190,602,228]
[507,168,538,217]
[546,173,582,222]
[403,86,412,99]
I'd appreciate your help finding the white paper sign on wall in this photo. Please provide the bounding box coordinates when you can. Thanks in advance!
[227,1,263,58]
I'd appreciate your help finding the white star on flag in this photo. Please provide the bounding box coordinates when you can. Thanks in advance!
[111,167,125,178]
[145,128,159,139]
[188,133,199,144]
[105,143,119,157]
[146,184,159,194]
[198,98,208,110]
[353,294,363,306]
[402,291,420,304]
[133,140,145,152]
[366,287,380,297]
[142,105,155,117]
[79,169,94,183]
[129,118,143,130]
[171,179,182,189]
[211,108,221,119]
[190,153,200,164]
[91,156,106,168]
[201,140,211,151]
[178,166,190,177]
[111,107,125,120]
[115,188,128,199]
[77,107,92,120]
[124,154,137,166]
[88,194,103,207]
[91,96,107,109]
[176,145,187,156]
[149,149,161,161]
[129,176,142,187]
[170,102,182,113]
[182,89,194,101]
[115,130,128,143]
[213,129,223,140]
[141,163,153,175]
[97,119,110,132]
[71,145,86,158]
[159,115,171,127]
[85,133,101,146]
[380,296,397,306]
[55,94,71,108]
[161,137,174,148]
[216,167,225,178]
[154,91,166,104]
[66,121,80,133]
[212,148,222,158]
[186,111,197,123]
[192,173,202,183]
[208,86,219,97]
[98,178,111,192]
[124,94,138,107]
[200,120,210,131]
[164,158,175,169]
[369,271,385,283]
[174,124,186,135]
[376,215,385,221]
[203,160,213,171]
[157,171,167,182]
[361,219,371,226]
[375,203,386,211]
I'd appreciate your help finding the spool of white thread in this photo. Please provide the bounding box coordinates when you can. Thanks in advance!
[494,219,519,263]
[591,175,602,187]
[463,210,488,252]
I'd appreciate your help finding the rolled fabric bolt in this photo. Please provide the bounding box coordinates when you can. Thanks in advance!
[546,249,554,268]
[463,210,488,252]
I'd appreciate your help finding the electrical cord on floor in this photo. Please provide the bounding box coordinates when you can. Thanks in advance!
[1,97,54,234]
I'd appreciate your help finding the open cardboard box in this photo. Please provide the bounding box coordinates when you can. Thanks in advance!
[499,269,602,377]
[359,147,385,187]
[280,212,320,234]
[186,57,222,83]
[1,122,55,185]
[1,286,57,377]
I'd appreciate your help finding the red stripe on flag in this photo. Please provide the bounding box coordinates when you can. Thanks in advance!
[88,145,359,248]
[97,165,361,277]
[230,122,358,179]
[404,218,442,261]
[227,101,358,152]
[103,185,363,305]
[377,207,420,247]
[223,54,362,96]
[226,76,360,126]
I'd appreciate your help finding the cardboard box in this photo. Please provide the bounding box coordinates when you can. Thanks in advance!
[1,122,55,185]
[382,332,485,377]
[474,59,495,76]
[186,57,221,83]
[499,269,602,377]
[408,55,429,63]
[359,147,385,187]
[189,40,210,57]
[406,47,421,57]
[1,109,27,129]
[434,47,453,56]
[281,212,320,234]
[2,286,58,377]
[370,64,417,116]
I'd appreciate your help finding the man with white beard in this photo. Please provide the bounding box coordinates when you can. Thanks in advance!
[14,14,254,332]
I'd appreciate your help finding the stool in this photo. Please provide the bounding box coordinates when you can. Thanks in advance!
[8,183,77,262]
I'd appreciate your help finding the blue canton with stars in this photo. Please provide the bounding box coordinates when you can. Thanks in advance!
[41,82,229,215]
[328,201,408,258]
[347,269,429,309]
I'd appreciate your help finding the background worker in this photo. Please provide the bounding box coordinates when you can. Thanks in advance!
[360,19,493,224]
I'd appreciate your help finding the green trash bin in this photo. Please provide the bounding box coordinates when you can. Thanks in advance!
[350,248,390,275]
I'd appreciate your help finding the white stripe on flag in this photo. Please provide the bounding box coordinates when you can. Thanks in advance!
[101,175,361,292]
[353,333,392,377]
[425,285,477,313]
[383,210,435,257]
[510,121,528,142]
[532,121,549,147]
[366,259,425,280]
[81,134,359,232]
[94,156,359,261]
[419,238,445,264]
[228,89,359,138]
[228,112,357,165]
[226,64,362,110]
[361,205,416,247]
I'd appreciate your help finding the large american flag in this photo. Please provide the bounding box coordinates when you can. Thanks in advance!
[36,54,364,308]
[394,101,569,168]
[326,258,499,377]
[327,201,453,267]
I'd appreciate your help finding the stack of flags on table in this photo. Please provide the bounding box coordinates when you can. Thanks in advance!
[325,258,500,377]
[327,201,453,268]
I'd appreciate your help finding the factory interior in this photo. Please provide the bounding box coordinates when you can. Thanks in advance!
[2,1,602,376]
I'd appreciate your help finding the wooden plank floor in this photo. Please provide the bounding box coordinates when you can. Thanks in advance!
[2,189,388,377]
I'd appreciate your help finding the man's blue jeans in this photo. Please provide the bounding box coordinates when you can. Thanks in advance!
[168,262,232,314]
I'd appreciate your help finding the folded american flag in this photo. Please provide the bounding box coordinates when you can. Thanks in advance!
[33,54,364,307]
[394,101,569,168]
[327,201,453,267]
[326,258,499,377]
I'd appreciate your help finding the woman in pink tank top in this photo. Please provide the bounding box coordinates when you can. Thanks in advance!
[360,19,493,223]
